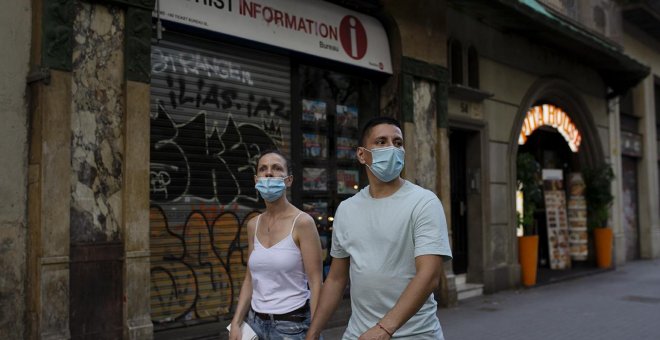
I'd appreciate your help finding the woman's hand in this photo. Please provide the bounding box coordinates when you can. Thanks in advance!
[228,322,242,340]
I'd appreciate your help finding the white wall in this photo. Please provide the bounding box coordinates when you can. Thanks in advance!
[0,1,31,338]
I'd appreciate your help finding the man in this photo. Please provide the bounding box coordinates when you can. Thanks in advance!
[306,117,452,340]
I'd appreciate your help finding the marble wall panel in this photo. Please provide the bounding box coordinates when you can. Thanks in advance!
[411,79,438,189]
[71,3,124,243]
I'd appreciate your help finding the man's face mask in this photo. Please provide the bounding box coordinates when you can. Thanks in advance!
[361,146,405,182]
[255,177,289,202]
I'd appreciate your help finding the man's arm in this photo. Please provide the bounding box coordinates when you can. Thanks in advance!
[305,257,350,340]
[358,255,443,340]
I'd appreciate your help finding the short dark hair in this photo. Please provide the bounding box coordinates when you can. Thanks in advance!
[359,116,402,146]
[257,149,292,175]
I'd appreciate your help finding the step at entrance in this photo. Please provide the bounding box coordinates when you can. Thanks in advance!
[455,274,484,301]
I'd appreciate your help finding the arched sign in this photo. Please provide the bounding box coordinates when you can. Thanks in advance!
[518,104,582,152]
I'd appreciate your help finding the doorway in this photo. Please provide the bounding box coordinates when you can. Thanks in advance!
[450,130,468,274]
[450,127,483,278]
[622,156,640,260]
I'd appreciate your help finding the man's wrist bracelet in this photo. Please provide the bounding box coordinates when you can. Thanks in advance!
[376,322,394,337]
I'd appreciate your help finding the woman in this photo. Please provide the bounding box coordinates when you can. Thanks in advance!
[229,150,323,340]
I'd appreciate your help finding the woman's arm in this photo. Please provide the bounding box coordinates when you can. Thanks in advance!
[294,213,323,318]
[228,217,257,340]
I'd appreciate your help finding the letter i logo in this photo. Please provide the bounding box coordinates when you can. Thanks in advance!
[339,15,367,60]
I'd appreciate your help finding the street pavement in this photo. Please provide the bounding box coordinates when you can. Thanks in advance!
[322,259,660,340]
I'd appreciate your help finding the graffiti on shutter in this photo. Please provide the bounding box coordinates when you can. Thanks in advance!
[149,36,290,326]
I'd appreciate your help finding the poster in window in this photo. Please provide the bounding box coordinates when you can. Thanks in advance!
[542,169,571,270]
[336,137,357,160]
[337,169,359,194]
[303,133,327,159]
[303,200,328,222]
[302,99,327,125]
[336,105,358,130]
[303,168,327,191]
[567,172,588,261]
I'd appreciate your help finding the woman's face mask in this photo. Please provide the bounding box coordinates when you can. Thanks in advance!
[361,146,405,182]
[255,176,290,202]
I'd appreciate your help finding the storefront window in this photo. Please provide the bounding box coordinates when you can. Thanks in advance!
[293,65,378,276]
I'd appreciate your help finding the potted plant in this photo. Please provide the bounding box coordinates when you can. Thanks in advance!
[583,164,615,268]
[516,153,542,286]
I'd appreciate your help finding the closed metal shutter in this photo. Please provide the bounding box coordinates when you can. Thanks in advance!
[149,33,291,326]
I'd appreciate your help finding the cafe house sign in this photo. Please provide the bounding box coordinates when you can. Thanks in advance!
[518,104,582,152]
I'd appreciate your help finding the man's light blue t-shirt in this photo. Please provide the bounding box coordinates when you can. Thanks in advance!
[331,180,452,339]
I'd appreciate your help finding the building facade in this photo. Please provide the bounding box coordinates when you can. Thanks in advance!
[446,0,655,295]
[1,0,659,339]
[618,0,660,262]
[3,0,453,338]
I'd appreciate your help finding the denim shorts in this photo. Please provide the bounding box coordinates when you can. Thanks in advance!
[246,308,310,340]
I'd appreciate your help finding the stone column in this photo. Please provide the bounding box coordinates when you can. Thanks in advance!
[27,70,73,339]
[68,1,154,339]
[27,1,154,338]
[27,0,76,337]
[400,57,457,307]
[608,96,626,266]
[123,2,154,337]
[635,77,660,259]
[123,80,153,340]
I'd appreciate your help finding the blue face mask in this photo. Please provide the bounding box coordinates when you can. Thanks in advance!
[363,146,405,182]
[255,177,289,202]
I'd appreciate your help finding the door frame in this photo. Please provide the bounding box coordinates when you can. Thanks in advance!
[449,116,488,283]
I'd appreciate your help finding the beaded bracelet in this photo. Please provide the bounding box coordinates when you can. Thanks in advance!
[376,322,394,337]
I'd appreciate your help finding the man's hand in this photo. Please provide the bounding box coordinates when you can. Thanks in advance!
[358,325,392,340]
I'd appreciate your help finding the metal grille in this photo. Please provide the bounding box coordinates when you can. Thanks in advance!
[149,33,291,326]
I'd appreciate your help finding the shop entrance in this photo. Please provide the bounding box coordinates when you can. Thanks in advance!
[515,91,608,287]
[518,124,599,283]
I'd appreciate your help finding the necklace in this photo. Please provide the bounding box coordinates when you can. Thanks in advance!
[265,213,277,233]
[264,207,290,233]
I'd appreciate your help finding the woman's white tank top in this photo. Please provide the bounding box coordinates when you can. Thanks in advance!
[249,212,310,314]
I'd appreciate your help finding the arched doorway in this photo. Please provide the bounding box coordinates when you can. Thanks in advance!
[510,79,606,284]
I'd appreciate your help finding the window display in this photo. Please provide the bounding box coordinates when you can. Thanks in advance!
[303,133,328,159]
[337,170,359,194]
[303,168,328,191]
[295,65,378,238]
[302,99,327,126]
[336,137,357,160]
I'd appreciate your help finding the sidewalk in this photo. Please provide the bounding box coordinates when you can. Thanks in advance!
[323,259,660,340]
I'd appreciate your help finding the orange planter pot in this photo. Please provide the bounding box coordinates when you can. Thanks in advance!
[518,235,539,287]
[594,227,613,268]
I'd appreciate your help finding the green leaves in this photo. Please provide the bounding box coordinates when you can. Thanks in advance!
[517,153,542,235]
[583,164,614,229]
